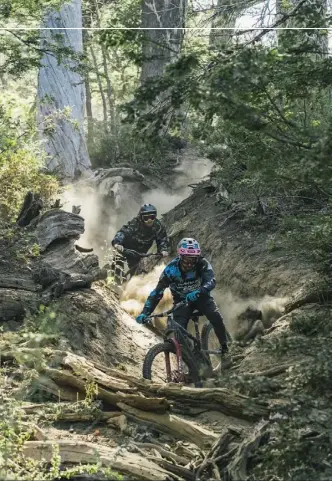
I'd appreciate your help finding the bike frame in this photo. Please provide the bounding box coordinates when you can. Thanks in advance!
[111,248,161,284]
[149,302,220,383]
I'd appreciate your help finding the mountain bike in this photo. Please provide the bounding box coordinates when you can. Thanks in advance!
[142,301,233,387]
[110,248,162,285]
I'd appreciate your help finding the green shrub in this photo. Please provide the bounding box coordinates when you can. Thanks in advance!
[0,148,58,221]
[89,120,182,173]
[290,309,332,337]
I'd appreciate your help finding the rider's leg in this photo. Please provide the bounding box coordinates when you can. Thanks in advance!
[126,253,142,278]
[172,303,192,343]
[195,296,228,351]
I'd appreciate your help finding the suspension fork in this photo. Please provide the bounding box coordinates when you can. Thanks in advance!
[171,338,183,372]
[164,338,183,382]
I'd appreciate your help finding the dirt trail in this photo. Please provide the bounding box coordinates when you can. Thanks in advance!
[1,152,325,480]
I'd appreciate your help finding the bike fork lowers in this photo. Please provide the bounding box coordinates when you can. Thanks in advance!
[164,339,184,383]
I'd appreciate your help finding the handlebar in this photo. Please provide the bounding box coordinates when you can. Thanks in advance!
[146,301,188,320]
[122,248,162,258]
[145,301,199,344]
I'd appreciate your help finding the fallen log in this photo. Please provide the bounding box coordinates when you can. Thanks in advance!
[194,427,241,480]
[9,349,268,424]
[35,210,84,252]
[0,207,106,323]
[21,402,123,423]
[118,402,218,449]
[47,351,268,420]
[133,442,190,466]
[152,458,195,481]
[61,352,138,393]
[44,367,170,412]
[226,421,269,481]
[136,383,268,421]
[23,440,174,481]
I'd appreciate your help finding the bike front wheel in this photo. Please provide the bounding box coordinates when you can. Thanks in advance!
[142,341,202,387]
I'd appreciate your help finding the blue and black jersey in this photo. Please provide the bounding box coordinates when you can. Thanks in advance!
[142,256,216,315]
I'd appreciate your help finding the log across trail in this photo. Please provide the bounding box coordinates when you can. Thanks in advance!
[2,348,269,425]
[1,347,269,481]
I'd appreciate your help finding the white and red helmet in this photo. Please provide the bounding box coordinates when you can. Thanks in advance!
[177,238,201,257]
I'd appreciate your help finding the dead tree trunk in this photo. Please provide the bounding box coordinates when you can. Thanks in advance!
[37,0,91,178]
[140,0,187,84]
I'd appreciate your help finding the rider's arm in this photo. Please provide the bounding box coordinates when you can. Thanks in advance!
[155,221,169,253]
[112,218,138,246]
[142,271,170,315]
[199,258,216,294]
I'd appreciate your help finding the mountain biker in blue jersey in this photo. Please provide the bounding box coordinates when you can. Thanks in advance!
[136,238,229,355]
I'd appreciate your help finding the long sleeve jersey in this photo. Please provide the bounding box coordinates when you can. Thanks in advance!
[111,216,169,254]
[142,256,216,315]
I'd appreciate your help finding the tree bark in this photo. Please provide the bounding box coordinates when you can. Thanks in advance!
[37,0,91,178]
[10,349,269,422]
[23,440,173,481]
[90,45,108,125]
[209,0,237,50]
[83,30,94,147]
[93,0,116,132]
[118,402,218,448]
[101,44,116,131]
[140,0,187,84]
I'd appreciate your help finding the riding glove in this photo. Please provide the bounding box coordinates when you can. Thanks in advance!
[185,290,200,302]
[136,313,148,324]
[114,244,124,253]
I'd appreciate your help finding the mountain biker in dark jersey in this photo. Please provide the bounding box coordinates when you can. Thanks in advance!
[111,204,169,278]
[136,237,229,355]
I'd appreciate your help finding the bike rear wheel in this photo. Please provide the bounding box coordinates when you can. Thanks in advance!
[142,342,202,387]
[201,322,233,371]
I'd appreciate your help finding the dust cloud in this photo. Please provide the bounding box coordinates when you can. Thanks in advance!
[60,182,113,260]
[119,261,288,334]
[213,290,288,334]
[120,264,173,329]
[60,154,213,261]
[144,155,213,215]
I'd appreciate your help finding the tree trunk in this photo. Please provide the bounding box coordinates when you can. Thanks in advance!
[90,45,108,125]
[83,29,94,147]
[140,0,187,84]
[209,0,237,50]
[37,0,91,179]
[101,44,116,131]
[93,0,116,132]
[85,72,94,147]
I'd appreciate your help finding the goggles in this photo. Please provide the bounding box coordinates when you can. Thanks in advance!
[180,256,198,266]
[142,213,156,221]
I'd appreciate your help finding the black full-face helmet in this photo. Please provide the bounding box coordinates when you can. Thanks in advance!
[139,204,157,226]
